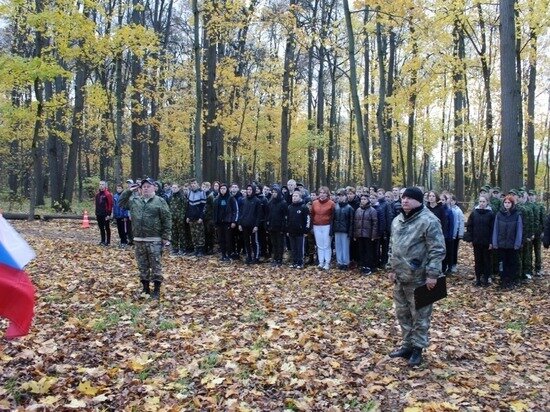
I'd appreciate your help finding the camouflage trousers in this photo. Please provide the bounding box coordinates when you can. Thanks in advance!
[533,236,542,272]
[189,220,205,248]
[394,280,433,349]
[171,219,186,251]
[204,219,216,253]
[135,241,163,283]
[519,240,533,277]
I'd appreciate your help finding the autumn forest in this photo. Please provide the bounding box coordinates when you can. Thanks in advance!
[0,0,549,212]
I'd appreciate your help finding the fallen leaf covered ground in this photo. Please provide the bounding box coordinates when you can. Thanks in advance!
[1,220,549,411]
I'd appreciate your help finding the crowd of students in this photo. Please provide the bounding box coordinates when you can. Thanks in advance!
[102,178,547,289]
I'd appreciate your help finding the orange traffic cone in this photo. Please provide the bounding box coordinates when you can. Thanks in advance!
[82,210,90,228]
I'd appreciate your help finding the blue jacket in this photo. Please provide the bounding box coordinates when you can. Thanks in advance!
[113,192,129,219]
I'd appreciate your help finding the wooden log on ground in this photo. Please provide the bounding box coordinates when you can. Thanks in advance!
[1,212,41,220]
[41,214,97,221]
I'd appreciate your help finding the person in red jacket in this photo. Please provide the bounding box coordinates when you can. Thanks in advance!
[311,186,335,270]
[95,180,114,246]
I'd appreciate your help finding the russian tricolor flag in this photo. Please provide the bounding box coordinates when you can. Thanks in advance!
[0,215,36,339]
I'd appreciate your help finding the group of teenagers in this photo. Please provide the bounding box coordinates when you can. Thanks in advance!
[96,177,548,290]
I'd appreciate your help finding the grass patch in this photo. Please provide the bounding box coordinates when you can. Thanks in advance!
[506,320,526,331]
[159,320,178,331]
[200,352,220,371]
[5,378,23,404]
[244,308,267,323]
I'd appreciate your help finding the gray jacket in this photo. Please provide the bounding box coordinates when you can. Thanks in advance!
[389,206,446,283]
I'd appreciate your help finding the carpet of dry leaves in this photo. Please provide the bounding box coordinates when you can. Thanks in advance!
[0,220,548,411]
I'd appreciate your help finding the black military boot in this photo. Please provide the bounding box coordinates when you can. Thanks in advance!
[151,281,161,300]
[474,275,482,287]
[408,347,423,366]
[481,275,489,287]
[389,347,413,359]
[141,280,151,295]
[196,247,205,257]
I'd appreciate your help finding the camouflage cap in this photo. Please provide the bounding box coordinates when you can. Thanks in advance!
[528,190,537,196]
[480,185,491,192]
[140,177,155,187]
[492,186,501,192]
[508,189,519,196]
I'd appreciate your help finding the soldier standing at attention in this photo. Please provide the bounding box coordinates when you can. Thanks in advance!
[119,178,172,300]
[186,179,207,257]
[387,187,446,367]
[169,183,187,256]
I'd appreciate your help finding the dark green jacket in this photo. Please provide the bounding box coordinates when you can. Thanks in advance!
[119,190,172,240]
[517,203,533,240]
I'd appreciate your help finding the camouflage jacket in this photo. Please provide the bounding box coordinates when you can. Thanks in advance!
[517,203,534,239]
[389,206,446,283]
[119,190,172,240]
[169,191,187,222]
[532,202,545,236]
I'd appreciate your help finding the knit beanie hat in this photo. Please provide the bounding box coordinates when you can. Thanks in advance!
[402,187,424,204]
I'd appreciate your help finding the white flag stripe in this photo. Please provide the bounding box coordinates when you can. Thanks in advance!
[0,215,36,270]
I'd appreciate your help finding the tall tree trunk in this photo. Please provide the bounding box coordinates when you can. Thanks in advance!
[202,27,225,183]
[62,61,87,204]
[315,27,326,190]
[405,19,418,187]
[192,0,203,181]
[280,0,297,184]
[499,0,522,191]
[130,0,146,179]
[307,40,315,190]
[526,29,537,189]
[376,19,393,189]
[453,15,465,201]
[327,53,338,189]
[343,0,373,185]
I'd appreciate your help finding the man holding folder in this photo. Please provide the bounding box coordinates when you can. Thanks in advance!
[387,187,446,366]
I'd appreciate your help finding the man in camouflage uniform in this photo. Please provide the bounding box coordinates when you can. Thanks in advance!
[202,182,217,255]
[169,183,187,256]
[529,190,545,277]
[186,179,207,257]
[489,187,502,212]
[489,187,503,280]
[119,178,172,300]
[388,187,446,367]
[514,189,534,281]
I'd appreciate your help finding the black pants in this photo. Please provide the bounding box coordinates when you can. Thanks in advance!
[217,223,233,257]
[115,218,129,244]
[499,248,519,285]
[379,236,389,266]
[473,244,491,279]
[270,230,285,262]
[97,215,111,244]
[357,237,376,269]
[452,238,461,266]
[242,227,259,260]
[443,239,454,272]
[231,226,243,257]
[288,234,305,266]
[127,219,133,244]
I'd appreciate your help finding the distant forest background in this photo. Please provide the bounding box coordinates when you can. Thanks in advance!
[0,0,549,213]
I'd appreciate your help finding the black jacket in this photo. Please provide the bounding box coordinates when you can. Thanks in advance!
[332,201,354,236]
[266,189,288,232]
[287,201,310,235]
[427,202,449,237]
[213,193,238,225]
[465,207,494,245]
[238,194,261,228]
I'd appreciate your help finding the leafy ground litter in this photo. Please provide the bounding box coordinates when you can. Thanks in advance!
[0,220,548,411]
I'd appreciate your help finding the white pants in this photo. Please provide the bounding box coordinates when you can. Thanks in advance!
[313,225,332,267]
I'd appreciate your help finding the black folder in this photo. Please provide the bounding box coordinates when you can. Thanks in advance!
[414,276,447,310]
